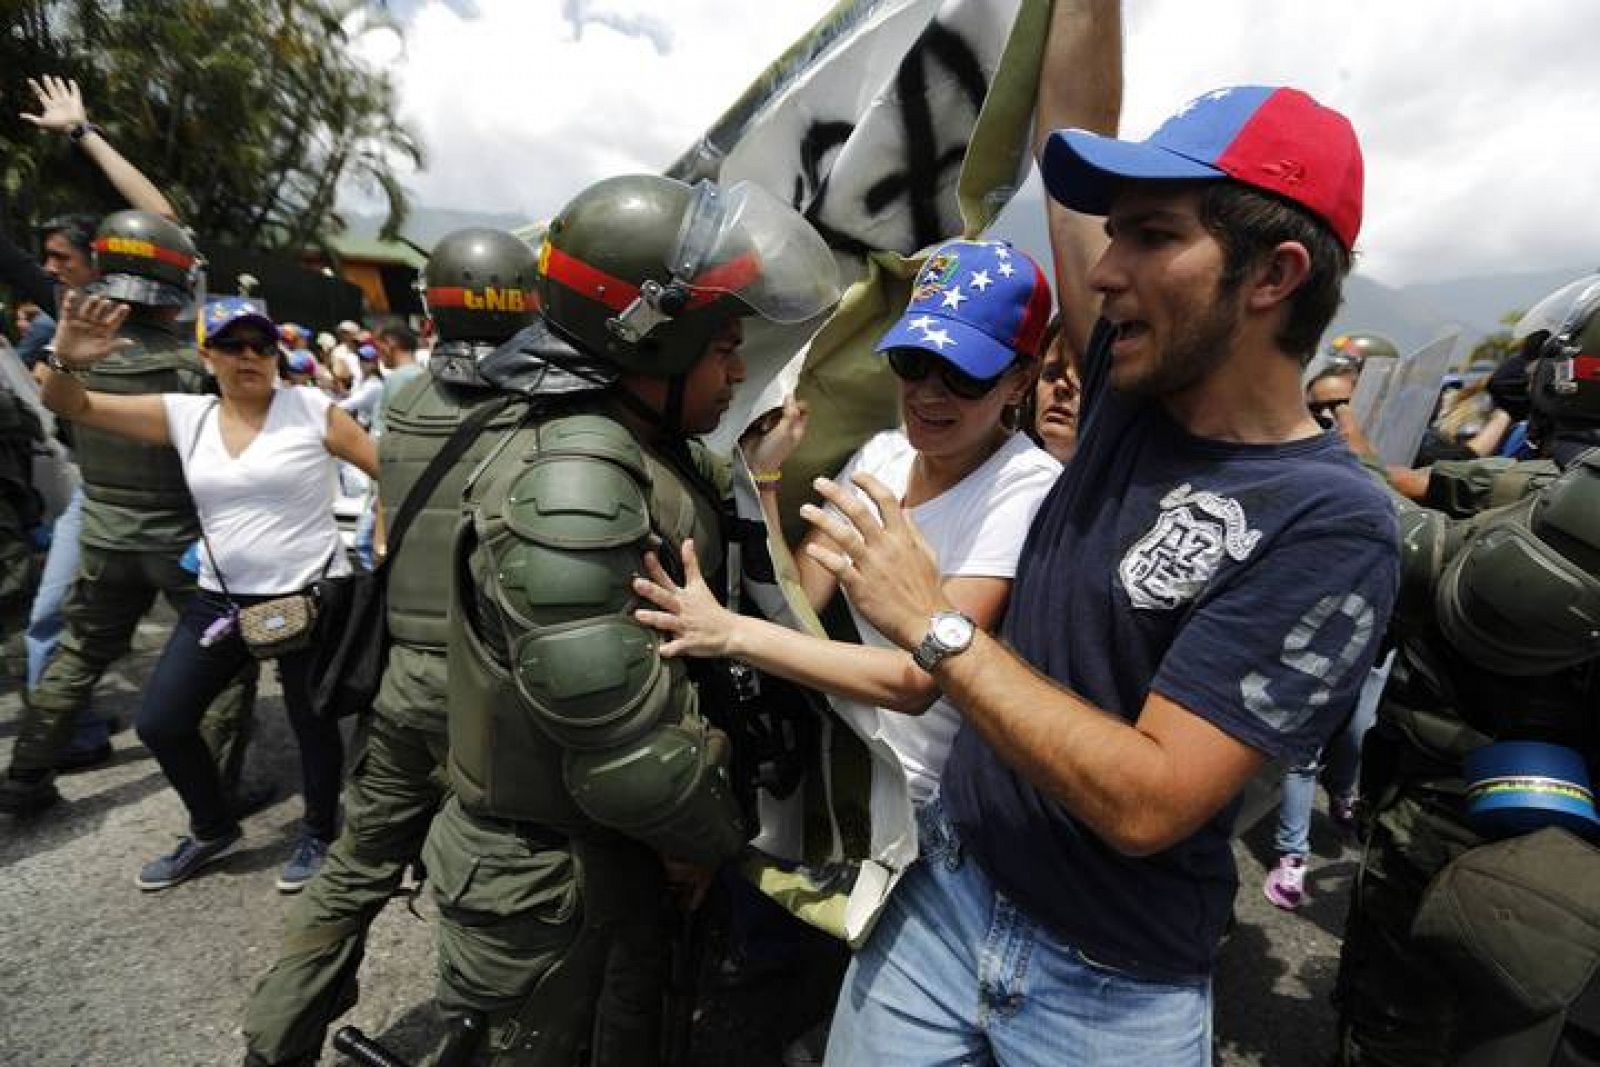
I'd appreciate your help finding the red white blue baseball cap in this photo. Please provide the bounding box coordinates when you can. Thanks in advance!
[202,297,277,344]
[1042,86,1364,251]
[874,238,1053,378]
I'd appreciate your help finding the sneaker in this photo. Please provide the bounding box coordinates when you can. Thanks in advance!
[0,772,61,817]
[1330,793,1362,838]
[137,829,243,891]
[276,834,330,893]
[1263,854,1308,911]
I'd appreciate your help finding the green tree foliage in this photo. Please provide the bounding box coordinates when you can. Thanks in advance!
[1465,309,1525,369]
[1,0,423,252]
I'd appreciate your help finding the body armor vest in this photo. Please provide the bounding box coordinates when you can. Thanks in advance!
[379,372,528,650]
[448,410,731,845]
[76,323,206,513]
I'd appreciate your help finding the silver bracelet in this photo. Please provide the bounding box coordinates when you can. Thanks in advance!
[44,347,81,377]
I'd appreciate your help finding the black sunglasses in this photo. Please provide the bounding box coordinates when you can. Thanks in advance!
[886,348,1007,400]
[1308,396,1350,428]
[210,335,277,358]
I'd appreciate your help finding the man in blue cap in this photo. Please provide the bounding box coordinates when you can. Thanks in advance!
[805,4,1399,1061]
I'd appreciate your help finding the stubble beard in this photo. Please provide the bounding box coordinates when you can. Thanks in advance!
[1115,282,1243,399]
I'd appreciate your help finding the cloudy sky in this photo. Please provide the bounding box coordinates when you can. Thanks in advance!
[353,0,1600,287]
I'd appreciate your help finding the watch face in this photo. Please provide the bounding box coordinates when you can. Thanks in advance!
[932,613,972,647]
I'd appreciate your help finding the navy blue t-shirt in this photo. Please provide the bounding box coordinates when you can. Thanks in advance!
[941,323,1399,982]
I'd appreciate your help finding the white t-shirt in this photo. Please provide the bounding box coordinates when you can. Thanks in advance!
[834,430,1060,803]
[164,388,350,595]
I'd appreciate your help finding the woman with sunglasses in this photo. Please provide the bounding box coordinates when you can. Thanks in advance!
[633,238,1060,808]
[37,290,377,893]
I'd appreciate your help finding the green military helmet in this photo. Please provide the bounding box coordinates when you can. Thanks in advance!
[421,228,540,344]
[90,210,200,308]
[538,174,840,377]
[1327,331,1400,368]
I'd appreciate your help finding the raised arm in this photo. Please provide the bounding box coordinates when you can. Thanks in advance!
[38,291,170,447]
[1035,0,1123,358]
[740,395,842,612]
[21,76,177,219]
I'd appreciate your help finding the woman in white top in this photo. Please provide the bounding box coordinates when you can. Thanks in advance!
[39,292,377,892]
[632,238,1060,805]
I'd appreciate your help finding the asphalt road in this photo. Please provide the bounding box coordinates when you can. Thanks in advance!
[0,608,1359,1066]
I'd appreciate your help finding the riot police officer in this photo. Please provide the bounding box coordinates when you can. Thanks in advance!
[1335,276,1600,1065]
[240,228,540,1066]
[418,174,837,1065]
[0,210,255,816]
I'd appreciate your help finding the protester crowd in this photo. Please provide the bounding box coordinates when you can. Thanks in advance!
[3,2,1598,1065]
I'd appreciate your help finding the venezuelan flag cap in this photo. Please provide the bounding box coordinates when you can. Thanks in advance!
[875,239,1053,380]
[1043,86,1363,252]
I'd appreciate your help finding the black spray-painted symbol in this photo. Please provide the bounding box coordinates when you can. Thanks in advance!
[793,21,988,257]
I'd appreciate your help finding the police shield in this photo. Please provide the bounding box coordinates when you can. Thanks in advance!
[1352,332,1461,467]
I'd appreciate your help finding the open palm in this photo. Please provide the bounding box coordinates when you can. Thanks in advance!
[52,291,132,369]
[20,76,88,132]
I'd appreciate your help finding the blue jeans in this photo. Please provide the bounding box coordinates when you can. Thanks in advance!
[826,800,1212,1066]
[138,591,342,842]
[25,485,84,687]
[24,487,104,748]
[1273,649,1394,856]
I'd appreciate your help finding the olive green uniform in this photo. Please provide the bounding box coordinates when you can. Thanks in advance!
[421,405,744,1065]
[1336,454,1600,1065]
[240,371,524,1066]
[8,322,253,787]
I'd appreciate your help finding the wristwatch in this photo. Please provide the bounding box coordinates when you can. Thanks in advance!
[43,345,80,376]
[68,121,104,145]
[911,609,976,671]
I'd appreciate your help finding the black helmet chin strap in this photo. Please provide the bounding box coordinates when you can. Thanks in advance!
[539,316,693,438]
[663,374,688,436]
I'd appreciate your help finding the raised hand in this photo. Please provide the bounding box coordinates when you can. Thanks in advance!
[20,76,89,133]
[800,473,944,650]
[51,291,132,369]
[739,394,809,476]
[632,541,739,659]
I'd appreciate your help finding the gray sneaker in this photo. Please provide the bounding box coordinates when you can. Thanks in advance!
[136,829,243,891]
[275,834,330,893]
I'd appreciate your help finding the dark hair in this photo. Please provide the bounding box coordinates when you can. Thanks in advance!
[1197,183,1352,363]
[38,213,100,257]
[1037,312,1064,363]
[377,322,418,352]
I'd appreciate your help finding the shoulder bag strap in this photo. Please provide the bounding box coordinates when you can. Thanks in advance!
[186,399,235,603]
[382,394,522,560]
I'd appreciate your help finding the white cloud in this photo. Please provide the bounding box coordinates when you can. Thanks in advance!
[351,0,835,224]
[1118,0,1600,283]
[351,0,1600,286]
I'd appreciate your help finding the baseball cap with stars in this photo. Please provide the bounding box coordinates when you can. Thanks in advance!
[874,238,1053,379]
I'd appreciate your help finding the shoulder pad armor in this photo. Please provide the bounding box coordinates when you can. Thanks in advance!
[1436,456,1600,675]
[512,616,671,751]
[504,415,650,551]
